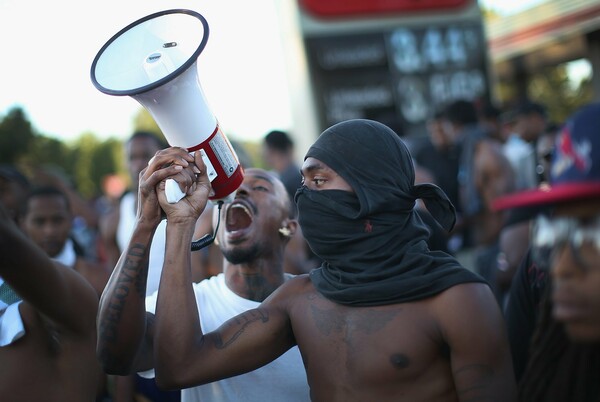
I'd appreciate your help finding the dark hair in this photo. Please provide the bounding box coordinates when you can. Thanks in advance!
[0,165,30,188]
[480,103,501,120]
[21,186,71,217]
[542,122,561,137]
[264,130,294,153]
[519,283,600,402]
[514,101,547,118]
[442,100,479,126]
[127,130,168,149]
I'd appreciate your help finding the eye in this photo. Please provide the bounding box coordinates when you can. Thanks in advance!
[32,218,45,227]
[253,185,269,192]
[312,178,326,187]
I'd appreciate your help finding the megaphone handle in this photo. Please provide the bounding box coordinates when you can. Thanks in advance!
[165,179,186,204]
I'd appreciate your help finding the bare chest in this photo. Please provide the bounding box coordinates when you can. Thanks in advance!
[292,295,449,384]
[0,305,99,401]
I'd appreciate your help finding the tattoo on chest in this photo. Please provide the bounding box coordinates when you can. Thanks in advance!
[310,305,398,337]
[213,309,269,349]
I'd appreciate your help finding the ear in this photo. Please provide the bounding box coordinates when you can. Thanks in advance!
[278,219,298,238]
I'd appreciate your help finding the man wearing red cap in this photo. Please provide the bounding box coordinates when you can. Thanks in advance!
[493,102,600,401]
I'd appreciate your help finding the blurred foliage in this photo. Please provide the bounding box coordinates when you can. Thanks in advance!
[133,108,168,145]
[0,108,36,164]
[0,106,265,200]
[495,61,593,124]
[0,106,126,199]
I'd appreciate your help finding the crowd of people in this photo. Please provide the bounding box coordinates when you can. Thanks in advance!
[0,97,599,402]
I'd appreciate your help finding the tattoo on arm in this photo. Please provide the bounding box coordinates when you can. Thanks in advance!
[453,364,494,401]
[213,309,269,349]
[98,243,149,363]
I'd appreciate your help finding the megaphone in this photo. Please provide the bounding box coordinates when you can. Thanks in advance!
[90,9,244,204]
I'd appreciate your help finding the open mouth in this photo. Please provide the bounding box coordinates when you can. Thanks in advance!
[226,202,253,233]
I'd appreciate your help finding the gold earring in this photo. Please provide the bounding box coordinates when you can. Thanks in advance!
[278,227,292,237]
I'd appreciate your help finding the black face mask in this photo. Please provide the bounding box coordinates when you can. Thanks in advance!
[295,119,484,306]
[295,187,363,264]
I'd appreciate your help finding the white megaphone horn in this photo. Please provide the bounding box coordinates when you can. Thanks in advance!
[90,9,244,204]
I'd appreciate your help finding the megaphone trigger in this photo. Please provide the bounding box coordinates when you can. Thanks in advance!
[165,178,187,204]
[198,149,218,183]
[164,148,218,203]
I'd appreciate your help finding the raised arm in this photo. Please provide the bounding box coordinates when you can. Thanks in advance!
[154,154,295,389]
[96,147,197,374]
[439,283,517,402]
[0,203,97,336]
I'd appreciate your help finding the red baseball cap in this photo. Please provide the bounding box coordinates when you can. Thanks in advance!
[492,102,600,211]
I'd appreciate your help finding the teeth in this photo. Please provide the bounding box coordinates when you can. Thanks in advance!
[231,204,252,217]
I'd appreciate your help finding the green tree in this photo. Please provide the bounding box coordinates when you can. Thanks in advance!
[527,64,593,123]
[495,62,593,124]
[23,135,72,169]
[0,107,36,164]
[132,107,166,143]
[90,137,125,195]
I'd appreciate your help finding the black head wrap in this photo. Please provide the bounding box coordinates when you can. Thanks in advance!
[295,119,485,306]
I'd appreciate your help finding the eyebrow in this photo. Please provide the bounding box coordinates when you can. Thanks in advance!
[247,173,275,184]
[301,161,327,175]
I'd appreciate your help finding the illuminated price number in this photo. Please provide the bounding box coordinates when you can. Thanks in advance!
[389,27,476,73]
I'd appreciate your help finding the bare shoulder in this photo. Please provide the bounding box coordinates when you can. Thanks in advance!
[263,274,313,305]
[476,139,512,167]
[281,273,313,291]
[48,260,99,329]
[431,282,498,315]
[431,282,506,341]
[434,282,494,304]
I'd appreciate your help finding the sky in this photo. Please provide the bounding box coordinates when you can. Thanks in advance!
[0,0,292,143]
[0,0,553,144]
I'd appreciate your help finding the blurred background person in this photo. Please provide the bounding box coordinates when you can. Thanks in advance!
[0,165,30,224]
[440,99,516,303]
[494,121,563,308]
[20,186,110,297]
[261,129,302,208]
[0,201,103,401]
[412,109,462,254]
[492,102,600,401]
[505,101,549,191]
[261,129,318,275]
[19,185,111,400]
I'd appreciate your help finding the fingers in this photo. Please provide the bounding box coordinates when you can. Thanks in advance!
[142,147,194,187]
[146,147,194,173]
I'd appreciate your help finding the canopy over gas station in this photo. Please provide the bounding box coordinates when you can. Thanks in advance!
[486,0,600,100]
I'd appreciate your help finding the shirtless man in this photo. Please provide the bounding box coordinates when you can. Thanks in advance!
[151,119,516,401]
[96,149,308,401]
[0,202,101,401]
